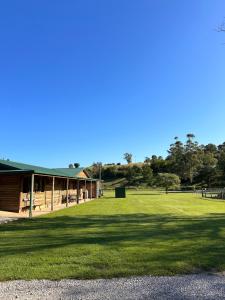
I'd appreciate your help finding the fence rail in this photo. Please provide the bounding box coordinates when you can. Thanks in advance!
[200,188,225,200]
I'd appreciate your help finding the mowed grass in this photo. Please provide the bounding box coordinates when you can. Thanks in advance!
[1,190,225,280]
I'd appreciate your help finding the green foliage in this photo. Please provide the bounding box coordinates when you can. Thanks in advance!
[102,166,117,180]
[91,163,154,187]
[167,134,202,183]
[123,153,132,164]
[184,134,202,183]
[166,135,224,187]
[142,164,153,185]
[144,157,151,164]
[158,173,181,193]
[150,155,168,174]
[167,138,185,178]
[90,134,225,188]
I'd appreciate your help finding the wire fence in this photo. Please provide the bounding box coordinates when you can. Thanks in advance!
[199,188,225,200]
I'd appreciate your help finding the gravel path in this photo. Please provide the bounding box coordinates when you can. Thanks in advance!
[0,217,18,224]
[1,274,225,300]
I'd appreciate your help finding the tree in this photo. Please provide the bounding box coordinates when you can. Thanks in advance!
[144,157,151,164]
[142,164,153,185]
[204,143,218,155]
[217,144,225,183]
[95,162,102,180]
[126,166,137,184]
[198,145,218,187]
[158,173,180,193]
[150,155,168,174]
[68,164,74,168]
[183,134,202,183]
[167,137,185,179]
[124,153,132,164]
[91,162,103,179]
[102,166,117,180]
[74,163,80,168]
[196,152,217,187]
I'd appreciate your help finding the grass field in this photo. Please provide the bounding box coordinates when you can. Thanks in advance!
[1,190,225,280]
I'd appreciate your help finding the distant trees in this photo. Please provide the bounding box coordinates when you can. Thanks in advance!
[144,157,151,164]
[167,137,186,178]
[150,155,168,174]
[91,162,103,179]
[184,134,202,183]
[124,153,132,164]
[142,164,153,186]
[89,134,225,188]
[158,173,180,193]
[217,143,225,182]
[196,150,217,187]
[102,166,117,180]
[96,162,102,180]
[167,134,203,183]
[166,135,225,187]
[68,163,80,168]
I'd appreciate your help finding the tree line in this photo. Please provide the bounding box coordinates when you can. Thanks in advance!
[90,134,225,190]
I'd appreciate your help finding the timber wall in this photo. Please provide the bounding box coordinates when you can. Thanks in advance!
[0,175,21,212]
[0,174,99,213]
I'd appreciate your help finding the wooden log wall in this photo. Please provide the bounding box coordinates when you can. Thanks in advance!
[92,181,97,198]
[86,181,97,198]
[0,175,99,213]
[0,175,21,212]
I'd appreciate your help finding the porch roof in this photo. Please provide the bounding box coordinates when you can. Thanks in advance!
[0,160,97,181]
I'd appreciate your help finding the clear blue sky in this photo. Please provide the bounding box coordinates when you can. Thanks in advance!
[0,1,225,167]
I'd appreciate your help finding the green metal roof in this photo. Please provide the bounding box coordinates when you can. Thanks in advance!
[0,159,94,180]
[53,168,85,177]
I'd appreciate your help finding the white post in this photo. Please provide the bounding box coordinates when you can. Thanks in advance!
[29,174,34,218]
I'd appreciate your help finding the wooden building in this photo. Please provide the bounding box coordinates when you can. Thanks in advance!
[0,160,100,216]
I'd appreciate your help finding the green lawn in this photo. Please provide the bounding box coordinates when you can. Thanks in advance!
[1,190,225,280]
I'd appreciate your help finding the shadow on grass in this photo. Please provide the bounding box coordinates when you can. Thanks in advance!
[128,193,163,196]
[1,212,225,274]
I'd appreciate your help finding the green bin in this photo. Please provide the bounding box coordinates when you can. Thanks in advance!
[115,187,126,198]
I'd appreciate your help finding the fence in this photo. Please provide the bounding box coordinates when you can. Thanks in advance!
[200,188,225,200]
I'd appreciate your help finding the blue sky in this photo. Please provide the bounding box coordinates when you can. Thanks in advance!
[0,1,225,167]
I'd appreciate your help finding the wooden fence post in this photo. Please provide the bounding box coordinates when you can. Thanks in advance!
[29,174,34,218]
[51,176,55,211]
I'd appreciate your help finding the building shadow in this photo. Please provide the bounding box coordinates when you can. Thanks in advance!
[1,212,225,277]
